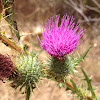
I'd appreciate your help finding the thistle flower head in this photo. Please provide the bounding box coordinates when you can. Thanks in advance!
[38,14,85,57]
[0,53,15,79]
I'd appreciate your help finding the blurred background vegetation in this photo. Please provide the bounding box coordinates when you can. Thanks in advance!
[0,0,100,100]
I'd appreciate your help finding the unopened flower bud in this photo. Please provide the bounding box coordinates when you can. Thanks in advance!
[0,54,15,79]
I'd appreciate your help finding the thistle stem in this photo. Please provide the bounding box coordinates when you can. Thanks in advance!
[0,0,3,14]
[0,34,26,54]
[81,67,97,99]
[26,87,31,100]
[58,79,93,100]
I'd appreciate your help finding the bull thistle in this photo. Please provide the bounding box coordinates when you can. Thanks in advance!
[38,14,85,79]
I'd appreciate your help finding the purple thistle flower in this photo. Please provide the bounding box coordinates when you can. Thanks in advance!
[0,54,15,79]
[38,14,85,57]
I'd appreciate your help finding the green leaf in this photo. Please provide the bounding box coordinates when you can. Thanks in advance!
[70,79,78,93]
[58,82,63,88]
[74,46,91,65]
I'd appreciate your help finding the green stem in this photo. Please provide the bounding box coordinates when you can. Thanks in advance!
[81,67,97,99]
[26,87,31,100]
[3,0,20,41]
[59,78,93,100]
[70,79,84,98]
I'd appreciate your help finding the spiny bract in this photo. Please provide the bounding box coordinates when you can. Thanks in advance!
[11,53,41,93]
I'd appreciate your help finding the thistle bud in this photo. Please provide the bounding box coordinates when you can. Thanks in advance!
[12,53,42,92]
